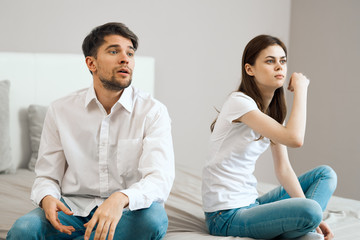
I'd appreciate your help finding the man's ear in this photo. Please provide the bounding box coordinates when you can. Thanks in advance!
[244,63,254,76]
[85,56,96,73]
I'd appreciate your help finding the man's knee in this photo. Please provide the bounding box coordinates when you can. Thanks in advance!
[140,202,168,238]
[121,202,168,240]
[7,213,43,239]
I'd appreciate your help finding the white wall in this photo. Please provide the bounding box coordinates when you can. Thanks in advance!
[288,0,360,200]
[0,0,291,178]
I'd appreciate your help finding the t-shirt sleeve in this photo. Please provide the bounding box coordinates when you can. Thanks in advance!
[221,92,258,123]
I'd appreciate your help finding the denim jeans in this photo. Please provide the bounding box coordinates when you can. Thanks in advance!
[7,201,168,240]
[205,165,337,239]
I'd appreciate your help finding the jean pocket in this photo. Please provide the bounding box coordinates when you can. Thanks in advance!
[205,210,230,236]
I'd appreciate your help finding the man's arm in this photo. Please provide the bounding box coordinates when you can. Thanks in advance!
[30,105,71,232]
[31,105,66,204]
[120,103,175,210]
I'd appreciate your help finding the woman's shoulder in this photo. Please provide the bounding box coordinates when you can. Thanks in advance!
[218,91,258,122]
[227,91,256,106]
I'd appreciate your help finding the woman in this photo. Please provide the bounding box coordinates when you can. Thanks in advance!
[202,35,337,240]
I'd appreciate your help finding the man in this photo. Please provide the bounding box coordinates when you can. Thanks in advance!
[7,22,175,240]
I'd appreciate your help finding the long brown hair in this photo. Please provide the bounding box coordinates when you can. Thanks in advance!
[211,35,287,132]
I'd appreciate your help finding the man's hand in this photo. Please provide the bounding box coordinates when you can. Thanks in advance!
[84,192,129,240]
[41,195,75,235]
[316,220,334,240]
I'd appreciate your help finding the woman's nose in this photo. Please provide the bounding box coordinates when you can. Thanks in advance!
[275,62,283,71]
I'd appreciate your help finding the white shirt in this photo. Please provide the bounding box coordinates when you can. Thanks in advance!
[202,92,270,212]
[31,85,175,216]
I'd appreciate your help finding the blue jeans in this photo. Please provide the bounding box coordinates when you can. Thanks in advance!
[7,201,168,240]
[205,165,337,239]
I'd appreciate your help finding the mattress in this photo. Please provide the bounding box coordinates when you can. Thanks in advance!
[1,167,360,239]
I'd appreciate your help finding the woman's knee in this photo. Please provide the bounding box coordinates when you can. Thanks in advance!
[318,165,337,191]
[297,199,323,230]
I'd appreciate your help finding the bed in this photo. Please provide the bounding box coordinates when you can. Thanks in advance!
[1,167,360,240]
[1,52,360,240]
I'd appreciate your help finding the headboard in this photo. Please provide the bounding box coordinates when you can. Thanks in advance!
[0,52,155,169]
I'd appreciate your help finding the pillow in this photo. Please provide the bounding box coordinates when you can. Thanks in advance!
[0,80,12,173]
[27,104,48,171]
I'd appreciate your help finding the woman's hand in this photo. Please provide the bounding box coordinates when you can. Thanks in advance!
[288,72,310,92]
[316,221,334,240]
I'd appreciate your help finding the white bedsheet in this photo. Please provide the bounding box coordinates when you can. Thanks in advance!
[1,167,360,240]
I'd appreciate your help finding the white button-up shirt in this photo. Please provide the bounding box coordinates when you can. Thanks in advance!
[31,85,175,216]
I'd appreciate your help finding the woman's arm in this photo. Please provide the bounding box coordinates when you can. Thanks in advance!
[271,143,334,239]
[238,73,309,148]
[271,143,305,198]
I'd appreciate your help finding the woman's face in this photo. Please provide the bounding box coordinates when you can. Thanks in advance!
[245,44,287,92]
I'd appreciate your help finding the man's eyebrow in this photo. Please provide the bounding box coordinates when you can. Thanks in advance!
[105,44,120,50]
[105,44,136,51]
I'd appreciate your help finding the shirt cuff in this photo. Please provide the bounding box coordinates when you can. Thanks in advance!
[31,189,61,207]
[120,188,152,211]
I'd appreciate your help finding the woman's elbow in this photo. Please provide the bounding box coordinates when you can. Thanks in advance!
[289,136,304,148]
[281,127,305,148]
[291,140,303,148]
[283,132,304,148]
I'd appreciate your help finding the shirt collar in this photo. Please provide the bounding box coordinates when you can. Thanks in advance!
[85,85,97,108]
[85,85,134,113]
[118,86,133,113]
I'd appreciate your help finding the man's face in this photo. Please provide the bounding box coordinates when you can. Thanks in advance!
[88,34,135,91]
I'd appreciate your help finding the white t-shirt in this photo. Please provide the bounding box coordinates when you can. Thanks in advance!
[202,92,270,212]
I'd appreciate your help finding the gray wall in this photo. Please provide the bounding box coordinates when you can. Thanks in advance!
[0,0,291,176]
[288,0,360,200]
[4,1,357,200]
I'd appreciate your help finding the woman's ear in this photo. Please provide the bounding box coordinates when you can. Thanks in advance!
[85,56,96,73]
[244,63,254,76]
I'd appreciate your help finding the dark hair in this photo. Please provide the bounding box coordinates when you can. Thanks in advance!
[82,22,138,58]
[211,35,287,132]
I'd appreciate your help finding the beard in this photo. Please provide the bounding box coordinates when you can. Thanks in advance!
[100,77,132,91]
[99,72,132,91]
